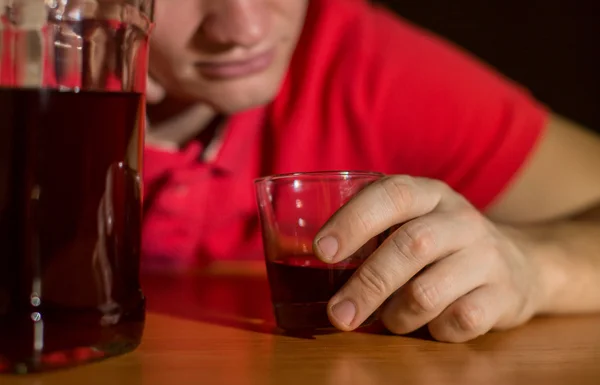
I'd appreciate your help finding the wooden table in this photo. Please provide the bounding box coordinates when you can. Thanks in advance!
[4,262,600,385]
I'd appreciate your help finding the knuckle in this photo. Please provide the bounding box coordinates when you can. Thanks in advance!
[355,263,391,298]
[456,206,482,224]
[452,303,485,333]
[429,179,473,209]
[430,178,454,200]
[403,221,436,257]
[350,206,377,234]
[390,222,436,264]
[430,178,450,192]
[380,175,417,212]
[404,279,440,313]
[482,240,504,266]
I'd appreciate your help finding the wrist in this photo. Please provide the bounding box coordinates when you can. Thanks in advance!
[500,224,569,315]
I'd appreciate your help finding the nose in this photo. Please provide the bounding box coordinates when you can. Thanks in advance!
[200,0,270,48]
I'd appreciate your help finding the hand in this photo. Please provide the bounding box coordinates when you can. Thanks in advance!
[144,75,217,150]
[146,75,166,104]
[314,175,544,342]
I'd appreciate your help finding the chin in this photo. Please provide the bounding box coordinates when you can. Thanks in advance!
[182,68,286,114]
[204,85,281,115]
[211,94,274,114]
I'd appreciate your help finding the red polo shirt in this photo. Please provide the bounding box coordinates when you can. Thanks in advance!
[142,0,548,266]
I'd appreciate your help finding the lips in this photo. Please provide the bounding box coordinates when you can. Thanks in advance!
[195,49,275,79]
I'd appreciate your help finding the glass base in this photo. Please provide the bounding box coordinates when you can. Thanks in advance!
[0,308,144,374]
[0,337,141,374]
[273,301,376,331]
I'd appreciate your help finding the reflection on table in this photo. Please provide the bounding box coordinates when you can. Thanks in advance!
[3,261,600,385]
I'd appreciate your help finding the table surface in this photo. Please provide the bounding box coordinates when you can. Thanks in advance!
[4,262,600,385]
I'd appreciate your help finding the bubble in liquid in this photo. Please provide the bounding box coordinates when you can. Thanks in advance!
[30,293,41,307]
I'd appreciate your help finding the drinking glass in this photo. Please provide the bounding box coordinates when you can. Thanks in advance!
[255,171,385,331]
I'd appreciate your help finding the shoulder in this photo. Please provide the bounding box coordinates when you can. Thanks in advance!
[274,1,441,126]
[279,0,525,118]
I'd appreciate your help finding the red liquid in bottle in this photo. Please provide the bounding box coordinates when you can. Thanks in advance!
[0,88,145,373]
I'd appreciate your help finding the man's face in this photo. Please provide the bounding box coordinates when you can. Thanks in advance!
[149,0,308,114]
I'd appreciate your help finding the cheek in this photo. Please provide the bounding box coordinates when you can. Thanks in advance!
[150,3,199,57]
[149,24,194,80]
[269,1,307,50]
[280,0,309,29]
[148,28,187,84]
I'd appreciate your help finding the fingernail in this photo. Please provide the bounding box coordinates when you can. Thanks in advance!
[316,235,339,261]
[331,300,356,328]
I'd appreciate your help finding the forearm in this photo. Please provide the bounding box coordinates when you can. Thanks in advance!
[504,214,600,315]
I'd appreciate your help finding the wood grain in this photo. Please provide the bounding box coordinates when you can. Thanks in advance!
[3,262,600,385]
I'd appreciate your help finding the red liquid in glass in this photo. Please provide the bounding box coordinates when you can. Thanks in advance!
[266,256,370,330]
[0,88,145,373]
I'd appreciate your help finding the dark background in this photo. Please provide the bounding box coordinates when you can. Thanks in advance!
[375,0,600,132]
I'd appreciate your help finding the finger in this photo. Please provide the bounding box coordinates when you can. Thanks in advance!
[146,75,165,104]
[380,243,494,335]
[314,175,468,264]
[327,212,485,331]
[427,285,507,343]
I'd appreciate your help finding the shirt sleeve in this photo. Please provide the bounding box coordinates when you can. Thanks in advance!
[365,9,549,210]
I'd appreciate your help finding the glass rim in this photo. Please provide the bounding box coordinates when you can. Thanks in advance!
[254,170,385,184]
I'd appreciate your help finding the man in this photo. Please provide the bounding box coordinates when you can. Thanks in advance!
[144,0,600,342]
